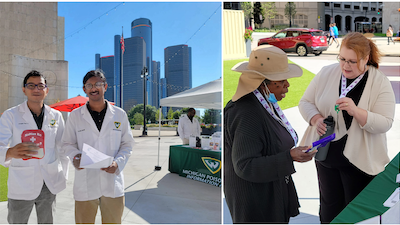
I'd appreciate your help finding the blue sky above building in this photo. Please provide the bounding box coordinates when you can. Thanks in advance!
[58,2,222,100]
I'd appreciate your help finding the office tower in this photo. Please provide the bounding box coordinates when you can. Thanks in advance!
[164,44,192,98]
[131,18,153,106]
[95,54,115,102]
[119,36,146,111]
[152,61,160,108]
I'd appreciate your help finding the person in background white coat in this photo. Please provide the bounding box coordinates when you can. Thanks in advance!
[0,70,68,224]
[61,69,134,224]
[178,108,201,144]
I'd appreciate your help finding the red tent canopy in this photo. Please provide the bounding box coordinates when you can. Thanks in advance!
[49,95,114,112]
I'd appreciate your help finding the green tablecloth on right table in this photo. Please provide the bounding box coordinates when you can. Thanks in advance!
[331,152,400,224]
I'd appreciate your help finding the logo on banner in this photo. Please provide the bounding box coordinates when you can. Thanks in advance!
[114,122,121,129]
[201,157,221,174]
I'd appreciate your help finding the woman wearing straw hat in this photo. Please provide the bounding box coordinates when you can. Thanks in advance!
[224,45,316,223]
[299,32,395,223]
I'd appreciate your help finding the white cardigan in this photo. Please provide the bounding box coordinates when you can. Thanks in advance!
[299,64,395,175]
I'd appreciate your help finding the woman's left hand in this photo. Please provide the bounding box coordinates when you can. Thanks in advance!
[336,97,358,116]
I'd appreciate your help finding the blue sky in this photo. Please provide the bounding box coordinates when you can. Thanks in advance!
[58,2,222,99]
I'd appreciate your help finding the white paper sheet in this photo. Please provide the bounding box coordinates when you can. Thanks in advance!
[383,187,400,208]
[80,143,113,169]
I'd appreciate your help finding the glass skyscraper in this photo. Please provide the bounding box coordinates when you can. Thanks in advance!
[131,18,153,106]
[95,54,115,103]
[164,44,192,98]
[95,18,162,113]
[120,36,146,111]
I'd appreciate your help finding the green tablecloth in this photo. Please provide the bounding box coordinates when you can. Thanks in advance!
[168,145,221,187]
[332,152,400,224]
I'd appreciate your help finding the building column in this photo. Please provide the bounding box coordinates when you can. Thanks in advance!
[341,16,345,34]
[351,16,355,32]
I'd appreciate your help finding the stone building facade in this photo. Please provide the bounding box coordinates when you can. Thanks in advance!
[0,2,67,114]
[244,2,385,34]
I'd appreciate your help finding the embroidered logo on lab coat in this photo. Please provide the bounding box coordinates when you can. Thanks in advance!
[114,122,121,129]
[201,157,221,174]
[50,119,56,126]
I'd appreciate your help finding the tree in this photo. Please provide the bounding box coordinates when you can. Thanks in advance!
[253,2,265,29]
[133,113,144,125]
[202,109,221,124]
[167,107,174,119]
[127,104,157,124]
[284,2,296,28]
[262,2,277,29]
[155,109,164,122]
[172,110,181,119]
[181,107,190,114]
[240,2,253,28]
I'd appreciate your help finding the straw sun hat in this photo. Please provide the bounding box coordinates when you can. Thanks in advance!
[232,45,303,101]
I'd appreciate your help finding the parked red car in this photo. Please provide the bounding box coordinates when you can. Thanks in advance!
[258,28,328,56]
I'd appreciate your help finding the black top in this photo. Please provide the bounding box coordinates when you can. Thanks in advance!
[30,105,45,130]
[87,102,107,131]
[224,93,300,223]
[322,71,368,167]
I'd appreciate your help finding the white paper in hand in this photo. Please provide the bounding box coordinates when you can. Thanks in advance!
[80,143,113,169]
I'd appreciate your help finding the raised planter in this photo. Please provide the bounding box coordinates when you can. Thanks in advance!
[246,39,252,57]
[133,125,142,130]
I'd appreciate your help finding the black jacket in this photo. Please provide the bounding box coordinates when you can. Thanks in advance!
[224,93,300,223]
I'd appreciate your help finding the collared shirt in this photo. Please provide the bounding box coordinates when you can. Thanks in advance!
[30,105,45,130]
[87,102,107,131]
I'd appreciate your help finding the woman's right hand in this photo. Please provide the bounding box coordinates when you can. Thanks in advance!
[310,114,327,136]
[290,146,317,163]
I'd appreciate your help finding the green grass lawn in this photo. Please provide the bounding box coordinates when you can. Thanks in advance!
[223,59,316,110]
[0,166,8,201]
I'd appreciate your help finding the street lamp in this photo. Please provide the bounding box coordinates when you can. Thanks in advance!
[140,66,148,136]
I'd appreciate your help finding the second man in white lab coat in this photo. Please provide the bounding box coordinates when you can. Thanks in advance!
[178,108,201,144]
[61,70,135,224]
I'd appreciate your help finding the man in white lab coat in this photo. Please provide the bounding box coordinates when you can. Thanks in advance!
[0,70,68,224]
[61,70,134,224]
[178,108,201,144]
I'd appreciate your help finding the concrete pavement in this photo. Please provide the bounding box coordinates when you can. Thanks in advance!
[0,130,222,224]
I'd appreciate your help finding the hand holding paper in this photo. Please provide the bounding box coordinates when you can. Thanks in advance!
[101,161,119,174]
[80,143,113,169]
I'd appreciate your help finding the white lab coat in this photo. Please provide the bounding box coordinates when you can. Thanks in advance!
[61,101,134,201]
[0,101,68,200]
[178,114,201,141]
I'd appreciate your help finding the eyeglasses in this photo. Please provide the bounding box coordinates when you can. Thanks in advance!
[24,83,47,90]
[337,55,358,66]
[84,82,104,90]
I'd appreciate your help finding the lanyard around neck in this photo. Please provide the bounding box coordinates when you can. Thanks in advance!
[253,90,298,146]
[340,73,365,98]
